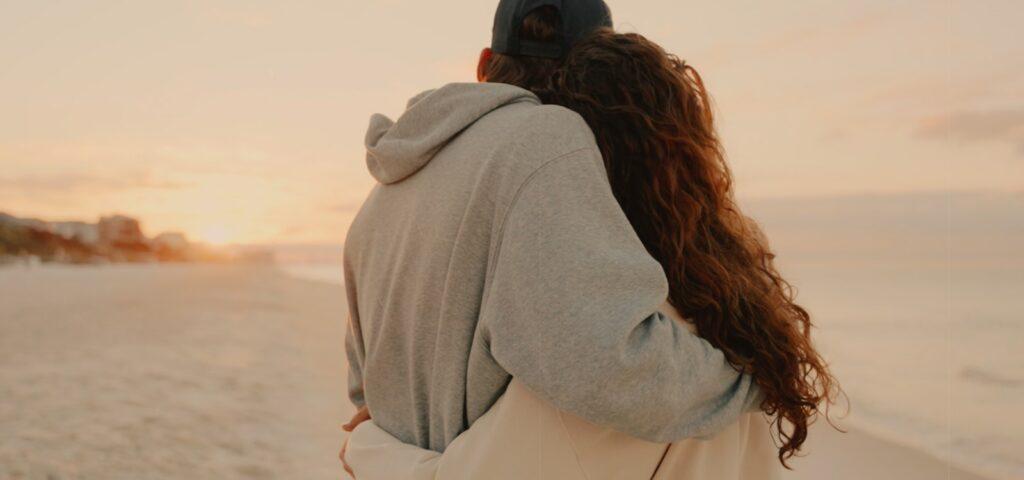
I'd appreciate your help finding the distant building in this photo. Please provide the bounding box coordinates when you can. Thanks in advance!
[0,213,50,232]
[2,212,244,265]
[153,232,189,251]
[152,232,190,261]
[51,222,100,245]
[98,215,146,246]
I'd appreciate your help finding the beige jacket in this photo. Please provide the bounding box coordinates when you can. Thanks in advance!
[344,305,781,480]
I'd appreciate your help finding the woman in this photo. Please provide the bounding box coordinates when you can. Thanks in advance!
[343,28,840,479]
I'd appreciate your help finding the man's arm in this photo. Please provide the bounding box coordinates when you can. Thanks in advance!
[345,315,366,408]
[480,148,760,442]
[344,250,367,409]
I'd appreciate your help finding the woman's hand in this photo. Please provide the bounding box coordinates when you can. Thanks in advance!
[343,406,372,432]
[340,406,372,477]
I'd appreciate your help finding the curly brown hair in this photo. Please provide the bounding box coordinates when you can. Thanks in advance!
[486,14,842,467]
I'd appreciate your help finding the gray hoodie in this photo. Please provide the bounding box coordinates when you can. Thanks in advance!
[344,82,759,452]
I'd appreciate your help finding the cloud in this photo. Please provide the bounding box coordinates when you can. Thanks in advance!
[916,109,1024,154]
[0,171,189,193]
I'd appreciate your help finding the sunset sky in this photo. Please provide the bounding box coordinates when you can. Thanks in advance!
[2,0,1021,245]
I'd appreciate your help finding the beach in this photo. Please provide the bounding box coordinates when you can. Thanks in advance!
[0,264,1007,479]
[784,423,990,480]
[0,265,354,479]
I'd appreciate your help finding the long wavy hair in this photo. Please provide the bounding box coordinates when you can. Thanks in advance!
[486,14,841,466]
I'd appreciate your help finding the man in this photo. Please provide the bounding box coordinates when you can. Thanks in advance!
[342,0,759,457]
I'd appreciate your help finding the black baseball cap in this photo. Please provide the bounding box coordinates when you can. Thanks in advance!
[491,0,613,59]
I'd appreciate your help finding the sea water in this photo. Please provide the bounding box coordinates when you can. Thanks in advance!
[279,263,345,287]
[750,192,1024,479]
[785,260,1023,479]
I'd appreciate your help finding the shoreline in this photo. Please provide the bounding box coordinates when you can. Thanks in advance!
[0,264,1010,479]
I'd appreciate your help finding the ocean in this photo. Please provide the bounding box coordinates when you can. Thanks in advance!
[283,191,1024,479]
[742,192,1023,480]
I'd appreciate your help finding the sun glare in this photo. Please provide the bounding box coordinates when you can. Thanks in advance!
[199,225,233,246]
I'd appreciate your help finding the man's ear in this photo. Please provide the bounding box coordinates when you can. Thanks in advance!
[477,48,493,82]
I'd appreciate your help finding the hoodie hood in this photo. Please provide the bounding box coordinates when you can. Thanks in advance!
[364,83,540,184]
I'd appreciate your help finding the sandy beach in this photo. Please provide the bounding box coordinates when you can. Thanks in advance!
[0,265,1001,479]
[0,265,355,479]
[783,423,991,480]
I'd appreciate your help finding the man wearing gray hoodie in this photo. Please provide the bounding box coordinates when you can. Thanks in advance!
[343,0,760,454]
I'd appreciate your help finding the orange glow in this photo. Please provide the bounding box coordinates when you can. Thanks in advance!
[0,1,1020,246]
[198,225,234,246]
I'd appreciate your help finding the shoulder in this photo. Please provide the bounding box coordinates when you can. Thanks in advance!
[465,100,606,198]
[509,104,595,153]
[479,102,600,178]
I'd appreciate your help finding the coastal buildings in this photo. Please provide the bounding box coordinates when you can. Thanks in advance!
[51,222,100,245]
[152,232,188,251]
[0,212,259,265]
[97,215,146,247]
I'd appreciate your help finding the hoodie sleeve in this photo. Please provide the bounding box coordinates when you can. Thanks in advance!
[345,316,366,409]
[480,147,761,442]
[344,252,367,409]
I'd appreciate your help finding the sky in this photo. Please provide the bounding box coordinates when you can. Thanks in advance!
[1,0,1021,245]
